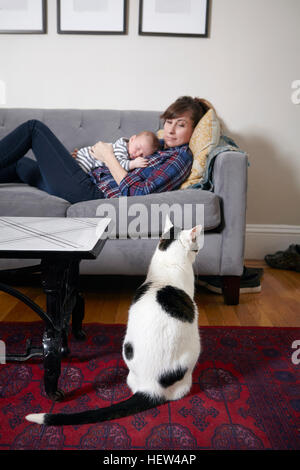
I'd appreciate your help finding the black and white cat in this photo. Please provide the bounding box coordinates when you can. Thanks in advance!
[26,215,202,426]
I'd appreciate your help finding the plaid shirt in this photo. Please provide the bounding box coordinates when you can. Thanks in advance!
[88,141,193,198]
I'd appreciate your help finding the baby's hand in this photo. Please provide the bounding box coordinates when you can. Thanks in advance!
[90,141,113,163]
[71,148,78,159]
[131,157,148,169]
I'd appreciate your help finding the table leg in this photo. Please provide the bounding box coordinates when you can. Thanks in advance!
[2,257,86,401]
[40,257,87,400]
[42,329,65,401]
[41,259,71,401]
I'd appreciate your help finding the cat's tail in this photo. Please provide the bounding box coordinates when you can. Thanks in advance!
[25,392,165,426]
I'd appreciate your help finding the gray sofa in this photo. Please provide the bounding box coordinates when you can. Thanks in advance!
[0,108,248,304]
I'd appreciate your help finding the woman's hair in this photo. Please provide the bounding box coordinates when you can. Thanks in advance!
[160,96,214,128]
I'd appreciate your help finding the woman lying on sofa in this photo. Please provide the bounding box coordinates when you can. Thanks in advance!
[0,96,211,204]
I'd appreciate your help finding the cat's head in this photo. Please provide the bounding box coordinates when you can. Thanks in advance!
[158,214,203,262]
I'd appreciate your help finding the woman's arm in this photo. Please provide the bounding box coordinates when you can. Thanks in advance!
[90,141,127,185]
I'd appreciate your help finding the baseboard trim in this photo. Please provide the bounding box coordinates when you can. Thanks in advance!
[245,224,300,259]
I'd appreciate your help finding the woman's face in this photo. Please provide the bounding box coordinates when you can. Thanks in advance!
[163,113,194,148]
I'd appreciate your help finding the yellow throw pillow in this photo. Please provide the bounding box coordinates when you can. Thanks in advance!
[157,129,164,139]
[180,108,221,189]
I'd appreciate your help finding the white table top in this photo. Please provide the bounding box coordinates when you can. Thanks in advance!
[0,217,111,253]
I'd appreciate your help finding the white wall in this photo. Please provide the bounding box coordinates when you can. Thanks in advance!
[0,0,299,231]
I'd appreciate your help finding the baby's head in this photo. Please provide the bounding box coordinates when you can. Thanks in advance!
[128,131,160,159]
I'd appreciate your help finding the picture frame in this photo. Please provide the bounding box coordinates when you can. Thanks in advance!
[57,0,128,35]
[139,0,209,38]
[0,0,47,34]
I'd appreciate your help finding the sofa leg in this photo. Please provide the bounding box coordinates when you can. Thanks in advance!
[222,276,240,305]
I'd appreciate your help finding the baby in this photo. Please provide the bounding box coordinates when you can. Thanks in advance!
[73,131,160,173]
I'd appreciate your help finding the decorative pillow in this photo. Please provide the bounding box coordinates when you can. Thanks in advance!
[157,128,164,139]
[180,108,221,189]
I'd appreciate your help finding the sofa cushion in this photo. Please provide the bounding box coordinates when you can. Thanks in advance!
[0,184,70,217]
[0,108,162,155]
[67,189,221,238]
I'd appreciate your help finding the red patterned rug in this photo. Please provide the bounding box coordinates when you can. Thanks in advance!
[0,323,299,451]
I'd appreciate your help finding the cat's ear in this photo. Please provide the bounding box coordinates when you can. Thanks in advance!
[163,214,173,234]
[190,224,203,243]
[180,224,203,250]
[186,224,203,250]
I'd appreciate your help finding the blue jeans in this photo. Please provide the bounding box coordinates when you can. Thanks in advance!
[0,119,104,203]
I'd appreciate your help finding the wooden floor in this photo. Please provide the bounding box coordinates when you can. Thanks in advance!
[0,261,299,327]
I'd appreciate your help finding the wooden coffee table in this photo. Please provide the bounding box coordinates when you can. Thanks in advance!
[0,217,111,400]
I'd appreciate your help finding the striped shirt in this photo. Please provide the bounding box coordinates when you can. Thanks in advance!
[88,140,193,199]
[76,137,131,173]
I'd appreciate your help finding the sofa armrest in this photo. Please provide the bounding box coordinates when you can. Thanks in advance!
[212,151,248,276]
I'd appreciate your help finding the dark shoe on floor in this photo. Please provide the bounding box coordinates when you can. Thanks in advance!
[264,244,300,272]
[196,267,264,294]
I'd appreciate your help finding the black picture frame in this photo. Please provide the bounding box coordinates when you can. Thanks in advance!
[139,0,209,38]
[57,0,128,35]
[0,0,47,34]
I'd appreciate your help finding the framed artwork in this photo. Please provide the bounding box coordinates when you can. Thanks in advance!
[0,0,47,34]
[57,0,128,35]
[139,0,209,38]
